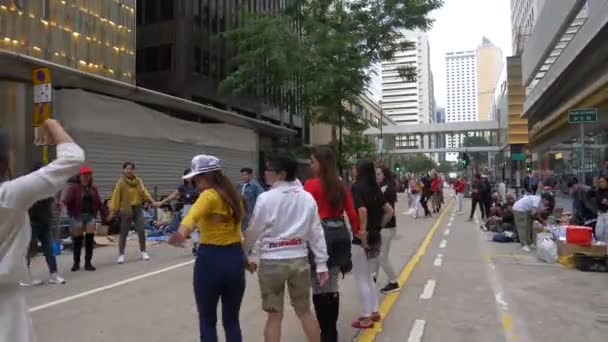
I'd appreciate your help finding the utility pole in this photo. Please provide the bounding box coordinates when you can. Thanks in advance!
[379,100,384,162]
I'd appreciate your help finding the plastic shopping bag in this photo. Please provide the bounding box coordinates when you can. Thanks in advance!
[537,235,558,263]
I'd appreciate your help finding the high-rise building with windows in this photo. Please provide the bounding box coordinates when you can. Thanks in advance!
[136,0,301,130]
[511,0,546,55]
[0,0,136,83]
[476,37,503,121]
[445,49,477,161]
[381,31,434,125]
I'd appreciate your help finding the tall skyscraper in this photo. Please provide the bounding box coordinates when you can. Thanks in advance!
[476,37,503,121]
[511,0,546,55]
[445,49,477,161]
[381,31,434,125]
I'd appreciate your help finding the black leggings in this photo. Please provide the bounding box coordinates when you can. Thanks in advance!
[313,293,339,342]
[470,198,482,219]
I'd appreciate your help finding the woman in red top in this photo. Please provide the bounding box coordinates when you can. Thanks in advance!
[304,146,359,342]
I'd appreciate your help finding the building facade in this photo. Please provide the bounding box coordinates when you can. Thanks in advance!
[521,0,607,185]
[476,37,503,121]
[510,0,546,55]
[136,0,301,131]
[381,31,434,125]
[445,49,477,161]
[0,0,294,193]
[0,0,136,83]
[309,94,394,147]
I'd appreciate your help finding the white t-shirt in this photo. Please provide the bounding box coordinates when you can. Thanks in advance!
[513,195,542,212]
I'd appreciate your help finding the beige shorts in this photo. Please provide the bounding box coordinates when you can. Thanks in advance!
[258,257,311,315]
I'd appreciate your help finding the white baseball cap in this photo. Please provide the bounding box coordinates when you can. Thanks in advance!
[183,154,222,179]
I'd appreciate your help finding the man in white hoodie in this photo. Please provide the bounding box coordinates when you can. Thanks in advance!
[244,151,329,342]
[0,120,85,342]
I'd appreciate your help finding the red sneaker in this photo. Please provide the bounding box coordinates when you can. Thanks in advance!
[352,318,374,329]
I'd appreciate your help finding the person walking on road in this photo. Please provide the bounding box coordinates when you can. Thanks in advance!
[409,176,422,218]
[374,166,400,294]
[304,146,360,342]
[169,155,247,342]
[0,119,85,342]
[63,165,106,272]
[236,167,265,232]
[158,169,200,253]
[431,172,442,213]
[468,174,482,221]
[244,151,329,342]
[594,176,608,242]
[513,192,555,252]
[480,175,493,220]
[108,162,158,264]
[420,173,432,218]
[350,159,394,329]
[23,164,65,286]
[453,175,466,215]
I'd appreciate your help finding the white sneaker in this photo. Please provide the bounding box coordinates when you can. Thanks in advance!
[522,245,532,253]
[140,251,150,261]
[48,273,66,285]
[20,279,43,287]
[117,254,126,264]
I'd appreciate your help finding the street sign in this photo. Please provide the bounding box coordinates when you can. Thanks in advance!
[568,108,597,123]
[33,103,51,127]
[511,153,526,161]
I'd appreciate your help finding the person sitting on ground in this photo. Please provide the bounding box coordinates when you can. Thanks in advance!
[155,204,173,232]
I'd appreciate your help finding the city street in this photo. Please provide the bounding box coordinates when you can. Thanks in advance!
[24,195,608,342]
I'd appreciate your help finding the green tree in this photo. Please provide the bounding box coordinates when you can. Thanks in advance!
[402,154,437,174]
[462,135,489,170]
[219,0,443,139]
[437,161,457,174]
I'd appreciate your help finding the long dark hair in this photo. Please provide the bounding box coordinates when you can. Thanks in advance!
[198,170,243,223]
[378,166,395,190]
[312,146,344,210]
[355,159,384,205]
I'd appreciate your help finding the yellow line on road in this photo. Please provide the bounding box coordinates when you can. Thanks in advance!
[358,202,453,342]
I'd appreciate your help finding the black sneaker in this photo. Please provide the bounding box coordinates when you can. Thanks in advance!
[380,282,400,294]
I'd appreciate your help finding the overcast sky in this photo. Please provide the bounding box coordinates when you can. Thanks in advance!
[429,0,512,108]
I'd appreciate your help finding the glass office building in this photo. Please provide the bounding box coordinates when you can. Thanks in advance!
[0,0,135,83]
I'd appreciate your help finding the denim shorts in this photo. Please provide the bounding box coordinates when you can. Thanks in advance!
[69,213,95,233]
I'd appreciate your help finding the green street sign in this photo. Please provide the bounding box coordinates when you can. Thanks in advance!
[568,108,598,123]
[511,153,526,161]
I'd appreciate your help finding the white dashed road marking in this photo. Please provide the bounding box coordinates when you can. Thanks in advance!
[420,279,437,299]
[433,253,443,267]
[447,221,452,227]
[439,239,447,249]
[444,228,450,236]
[407,319,426,342]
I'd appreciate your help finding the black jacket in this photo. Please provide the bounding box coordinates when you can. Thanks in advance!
[29,197,54,225]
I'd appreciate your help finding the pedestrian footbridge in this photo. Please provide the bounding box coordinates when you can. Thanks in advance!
[363,121,502,158]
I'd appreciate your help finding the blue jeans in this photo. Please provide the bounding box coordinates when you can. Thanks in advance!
[29,222,58,274]
[193,243,245,342]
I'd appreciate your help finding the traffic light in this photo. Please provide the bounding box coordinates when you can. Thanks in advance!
[394,164,401,172]
[462,153,470,166]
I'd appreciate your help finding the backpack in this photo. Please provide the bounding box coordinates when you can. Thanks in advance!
[309,218,353,274]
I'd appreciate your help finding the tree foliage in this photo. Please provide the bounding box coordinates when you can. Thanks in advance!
[402,153,437,174]
[462,135,490,169]
[219,0,443,128]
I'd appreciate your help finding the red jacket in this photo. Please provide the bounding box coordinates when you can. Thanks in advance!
[431,177,441,192]
[453,179,466,193]
[304,177,360,235]
[63,183,105,218]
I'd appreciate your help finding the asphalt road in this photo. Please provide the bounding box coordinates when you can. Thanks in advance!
[24,194,608,342]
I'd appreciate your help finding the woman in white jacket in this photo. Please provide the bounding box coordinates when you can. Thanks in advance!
[0,119,85,342]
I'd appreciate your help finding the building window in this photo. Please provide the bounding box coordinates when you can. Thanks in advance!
[194,47,202,73]
[160,0,174,21]
[194,0,201,24]
[137,45,173,72]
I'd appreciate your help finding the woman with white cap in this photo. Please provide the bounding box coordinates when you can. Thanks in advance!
[169,154,248,342]
[0,119,85,342]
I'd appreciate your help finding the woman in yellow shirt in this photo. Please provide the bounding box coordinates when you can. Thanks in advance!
[169,154,246,342]
[108,161,158,264]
